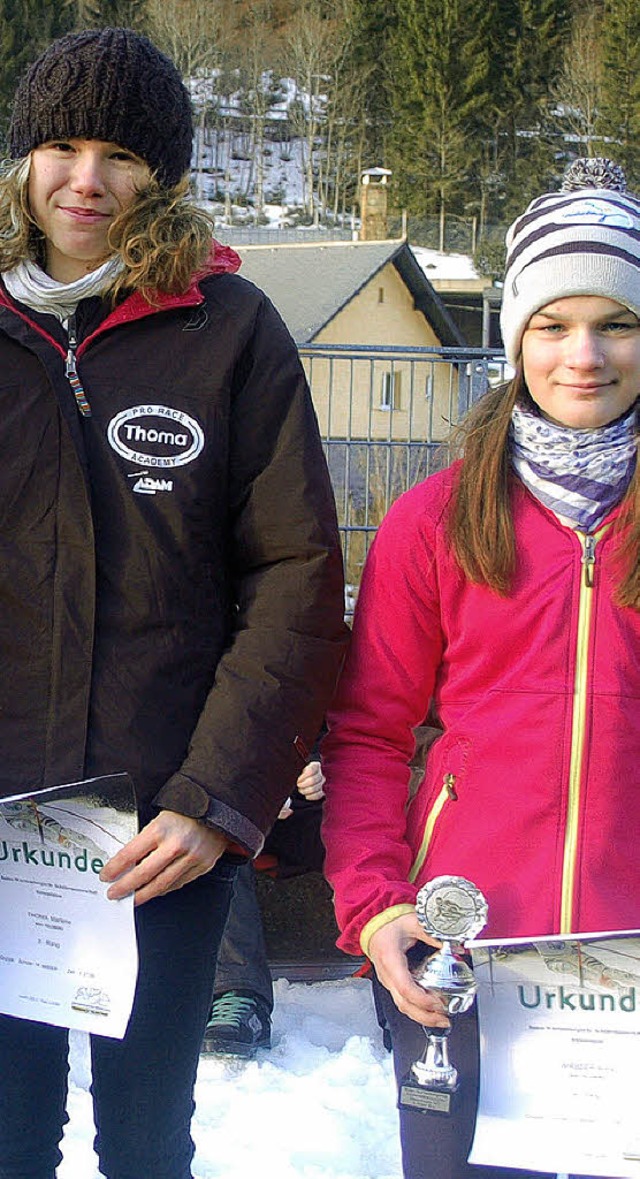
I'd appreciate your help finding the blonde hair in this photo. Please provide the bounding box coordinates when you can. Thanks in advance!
[0,156,216,298]
[448,371,640,609]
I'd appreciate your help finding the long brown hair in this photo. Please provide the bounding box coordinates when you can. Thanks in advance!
[448,370,640,608]
[0,157,215,297]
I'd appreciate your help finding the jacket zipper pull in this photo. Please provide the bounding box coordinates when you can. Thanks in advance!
[443,773,458,800]
[65,315,91,417]
[582,535,596,588]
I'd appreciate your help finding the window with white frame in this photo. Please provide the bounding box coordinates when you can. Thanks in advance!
[380,370,401,410]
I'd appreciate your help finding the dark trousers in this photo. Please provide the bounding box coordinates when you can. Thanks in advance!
[212,799,325,1011]
[373,975,553,1179]
[213,859,273,1010]
[0,859,237,1179]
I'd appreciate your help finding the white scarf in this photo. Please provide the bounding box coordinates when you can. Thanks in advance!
[3,256,122,322]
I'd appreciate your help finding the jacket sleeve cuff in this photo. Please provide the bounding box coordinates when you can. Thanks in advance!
[152,776,264,856]
[360,904,417,958]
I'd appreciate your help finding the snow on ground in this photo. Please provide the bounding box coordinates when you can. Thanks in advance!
[59,976,403,1179]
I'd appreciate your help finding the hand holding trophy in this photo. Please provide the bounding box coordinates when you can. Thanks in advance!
[399,875,488,1114]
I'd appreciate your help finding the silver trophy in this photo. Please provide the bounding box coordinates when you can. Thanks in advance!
[399,875,488,1114]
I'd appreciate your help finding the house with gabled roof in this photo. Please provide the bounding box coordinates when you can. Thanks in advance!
[237,239,466,445]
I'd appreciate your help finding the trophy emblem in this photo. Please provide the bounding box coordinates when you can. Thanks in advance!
[399,875,488,1114]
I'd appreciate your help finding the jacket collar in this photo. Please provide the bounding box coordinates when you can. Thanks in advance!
[77,239,242,350]
[0,238,242,354]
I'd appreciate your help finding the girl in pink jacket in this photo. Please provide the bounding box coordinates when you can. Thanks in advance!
[322,158,640,1179]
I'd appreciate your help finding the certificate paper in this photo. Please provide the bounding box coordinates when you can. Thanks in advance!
[0,774,138,1039]
[468,930,640,1177]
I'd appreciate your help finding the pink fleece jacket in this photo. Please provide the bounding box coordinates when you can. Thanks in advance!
[322,464,640,956]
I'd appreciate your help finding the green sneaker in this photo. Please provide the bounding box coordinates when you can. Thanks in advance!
[201,990,272,1058]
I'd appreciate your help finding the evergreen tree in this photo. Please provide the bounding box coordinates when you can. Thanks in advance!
[497,0,572,217]
[452,0,510,236]
[464,0,525,233]
[345,0,397,167]
[597,0,640,187]
[387,0,489,242]
[463,0,572,232]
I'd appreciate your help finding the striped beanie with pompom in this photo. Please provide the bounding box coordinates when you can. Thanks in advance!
[500,158,640,365]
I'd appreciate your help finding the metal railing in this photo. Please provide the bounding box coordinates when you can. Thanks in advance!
[299,343,510,611]
[212,225,356,245]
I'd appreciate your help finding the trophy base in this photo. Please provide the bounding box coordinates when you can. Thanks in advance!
[398,1072,460,1115]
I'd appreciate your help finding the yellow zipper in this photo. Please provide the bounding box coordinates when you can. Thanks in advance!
[408,773,457,883]
[411,527,606,926]
[559,526,607,932]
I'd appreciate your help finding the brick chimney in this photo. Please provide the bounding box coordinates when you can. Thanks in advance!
[359,167,392,241]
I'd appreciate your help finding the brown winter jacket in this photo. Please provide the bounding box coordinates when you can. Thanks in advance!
[0,258,347,853]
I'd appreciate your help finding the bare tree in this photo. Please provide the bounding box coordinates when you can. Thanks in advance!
[147,0,225,78]
[280,0,361,221]
[233,2,283,216]
[147,0,239,201]
[322,55,370,222]
[552,2,603,154]
[65,0,148,28]
[281,4,332,219]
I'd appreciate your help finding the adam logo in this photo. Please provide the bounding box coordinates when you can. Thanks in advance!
[107,404,205,468]
[131,474,174,496]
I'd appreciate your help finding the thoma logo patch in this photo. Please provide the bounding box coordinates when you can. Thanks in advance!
[107,405,205,468]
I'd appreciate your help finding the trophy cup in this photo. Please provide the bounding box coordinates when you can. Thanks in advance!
[398,875,488,1114]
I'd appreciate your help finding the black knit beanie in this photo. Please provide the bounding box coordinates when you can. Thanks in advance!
[9,28,193,188]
